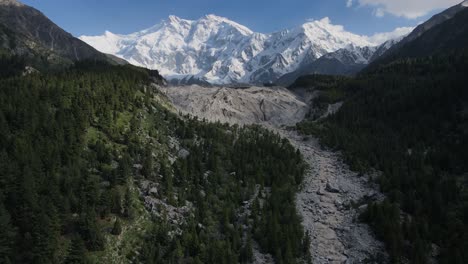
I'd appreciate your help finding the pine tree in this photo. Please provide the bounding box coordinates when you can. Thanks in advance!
[65,235,87,264]
[142,146,153,178]
[117,153,132,185]
[79,209,104,251]
[240,234,253,263]
[111,218,122,235]
[0,202,16,263]
[123,187,135,220]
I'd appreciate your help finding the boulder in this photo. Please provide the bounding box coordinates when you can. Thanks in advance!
[325,182,340,193]
[149,187,158,196]
[177,148,190,159]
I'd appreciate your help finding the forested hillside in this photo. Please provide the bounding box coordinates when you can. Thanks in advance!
[0,0,124,68]
[0,56,308,263]
[297,49,468,264]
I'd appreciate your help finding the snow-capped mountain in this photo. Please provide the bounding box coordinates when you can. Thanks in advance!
[80,15,405,84]
[276,33,410,86]
[275,39,404,86]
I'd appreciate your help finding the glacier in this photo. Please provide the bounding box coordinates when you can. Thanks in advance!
[80,15,411,84]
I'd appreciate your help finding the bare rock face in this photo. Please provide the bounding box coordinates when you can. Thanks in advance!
[159,85,309,127]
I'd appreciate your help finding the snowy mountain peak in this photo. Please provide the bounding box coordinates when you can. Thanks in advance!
[104,30,117,37]
[168,15,181,23]
[80,14,408,84]
[302,17,335,31]
[300,17,373,48]
[197,14,254,36]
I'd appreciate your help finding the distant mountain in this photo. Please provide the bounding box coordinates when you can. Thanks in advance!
[276,45,372,86]
[0,0,125,67]
[81,15,406,85]
[281,1,468,87]
[276,36,407,87]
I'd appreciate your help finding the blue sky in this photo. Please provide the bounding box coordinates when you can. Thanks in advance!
[21,0,460,37]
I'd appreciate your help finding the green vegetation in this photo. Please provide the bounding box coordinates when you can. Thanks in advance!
[297,51,468,263]
[290,75,351,120]
[139,121,308,264]
[0,57,308,263]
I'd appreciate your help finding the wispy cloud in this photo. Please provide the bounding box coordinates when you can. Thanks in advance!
[347,0,462,19]
[307,16,414,45]
[366,26,414,43]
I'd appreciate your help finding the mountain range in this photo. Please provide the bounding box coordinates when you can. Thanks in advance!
[80,15,412,85]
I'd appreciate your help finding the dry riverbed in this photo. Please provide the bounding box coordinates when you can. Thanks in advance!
[158,84,387,263]
[277,129,386,264]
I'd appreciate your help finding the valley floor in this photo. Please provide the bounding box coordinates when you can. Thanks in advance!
[277,129,386,264]
[159,84,387,263]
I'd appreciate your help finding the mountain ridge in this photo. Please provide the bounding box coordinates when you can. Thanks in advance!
[81,15,410,85]
[0,0,126,68]
[370,0,468,68]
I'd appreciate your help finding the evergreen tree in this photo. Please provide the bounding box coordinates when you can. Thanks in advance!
[65,236,88,264]
[0,201,16,263]
[111,218,122,236]
[123,187,135,220]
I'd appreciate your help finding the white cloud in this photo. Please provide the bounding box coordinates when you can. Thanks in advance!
[366,26,414,44]
[307,16,414,45]
[346,0,353,8]
[374,8,385,17]
[350,0,462,19]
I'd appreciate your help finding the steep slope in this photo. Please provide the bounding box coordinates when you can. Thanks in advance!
[277,36,407,87]
[0,0,125,67]
[372,0,468,66]
[0,56,311,263]
[81,16,406,84]
[385,7,468,59]
[243,18,375,84]
[276,45,377,86]
[399,0,468,44]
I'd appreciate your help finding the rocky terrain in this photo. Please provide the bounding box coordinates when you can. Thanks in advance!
[278,130,386,263]
[159,85,309,126]
[159,84,387,263]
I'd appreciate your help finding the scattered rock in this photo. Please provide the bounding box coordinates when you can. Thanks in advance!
[358,204,368,212]
[148,187,158,196]
[325,182,340,193]
[365,191,377,199]
[177,148,190,159]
